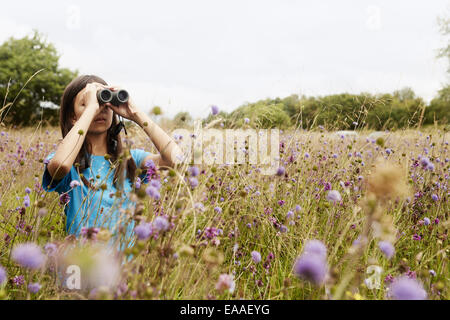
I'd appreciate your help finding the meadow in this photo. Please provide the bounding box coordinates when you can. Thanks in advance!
[0,123,448,300]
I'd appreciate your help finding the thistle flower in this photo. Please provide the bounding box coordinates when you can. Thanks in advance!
[150,179,162,190]
[145,186,161,200]
[211,105,219,115]
[28,282,41,294]
[286,210,294,219]
[0,265,6,285]
[387,276,427,300]
[251,251,262,264]
[189,177,199,188]
[23,195,30,208]
[135,177,141,189]
[423,217,431,226]
[326,190,342,203]
[293,253,328,285]
[134,222,153,240]
[12,275,24,287]
[276,166,285,176]
[189,166,200,177]
[303,240,327,259]
[153,216,169,232]
[215,274,235,293]
[11,243,46,270]
[378,241,395,259]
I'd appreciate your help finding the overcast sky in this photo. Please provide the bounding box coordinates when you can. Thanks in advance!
[0,0,448,119]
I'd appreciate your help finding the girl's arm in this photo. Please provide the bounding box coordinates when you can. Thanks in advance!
[47,83,102,180]
[132,110,183,169]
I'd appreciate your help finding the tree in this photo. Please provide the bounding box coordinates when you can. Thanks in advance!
[437,16,450,75]
[424,85,450,125]
[0,30,78,127]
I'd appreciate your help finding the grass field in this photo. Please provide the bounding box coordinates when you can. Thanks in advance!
[0,124,448,300]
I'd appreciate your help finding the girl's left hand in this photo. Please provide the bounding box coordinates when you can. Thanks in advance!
[105,86,141,122]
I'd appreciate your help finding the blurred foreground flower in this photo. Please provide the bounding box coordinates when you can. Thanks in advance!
[387,276,427,300]
[12,243,46,270]
[293,240,328,286]
[0,265,6,285]
[326,190,342,203]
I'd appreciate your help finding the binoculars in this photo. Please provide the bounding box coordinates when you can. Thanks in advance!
[97,88,129,106]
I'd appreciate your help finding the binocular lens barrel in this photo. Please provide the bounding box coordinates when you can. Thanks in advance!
[97,88,129,106]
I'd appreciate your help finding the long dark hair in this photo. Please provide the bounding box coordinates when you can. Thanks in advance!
[59,75,138,191]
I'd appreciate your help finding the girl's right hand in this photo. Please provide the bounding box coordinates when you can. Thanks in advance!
[81,83,103,110]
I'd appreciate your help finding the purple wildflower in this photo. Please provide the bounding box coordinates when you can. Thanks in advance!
[153,216,169,232]
[13,275,25,287]
[189,166,200,177]
[303,240,327,259]
[28,282,42,294]
[211,105,219,115]
[189,177,199,188]
[145,186,161,200]
[378,241,395,259]
[431,194,439,202]
[276,166,285,176]
[214,206,222,214]
[23,195,30,208]
[326,190,342,203]
[251,251,261,264]
[423,218,431,226]
[286,210,294,219]
[150,179,162,190]
[11,243,46,269]
[293,253,328,285]
[384,274,394,283]
[388,276,427,300]
[134,222,153,240]
[412,234,421,241]
[0,265,6,285]
[25,187,31,194]
[135,177,141,189]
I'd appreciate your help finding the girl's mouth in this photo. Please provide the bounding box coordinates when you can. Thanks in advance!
[95,119,106,123]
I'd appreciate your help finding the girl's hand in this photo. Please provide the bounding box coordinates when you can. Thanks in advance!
[80,83,105,109]
[105,86,141,122]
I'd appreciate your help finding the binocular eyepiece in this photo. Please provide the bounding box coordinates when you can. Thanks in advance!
[97,88,129,106]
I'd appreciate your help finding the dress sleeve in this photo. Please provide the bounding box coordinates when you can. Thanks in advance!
[131,148,152,184]
[41,151,75,194]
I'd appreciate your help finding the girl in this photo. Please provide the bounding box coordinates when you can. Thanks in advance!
[42,75,182,246]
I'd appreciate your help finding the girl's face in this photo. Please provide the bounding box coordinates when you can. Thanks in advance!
[71,82,114,134]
